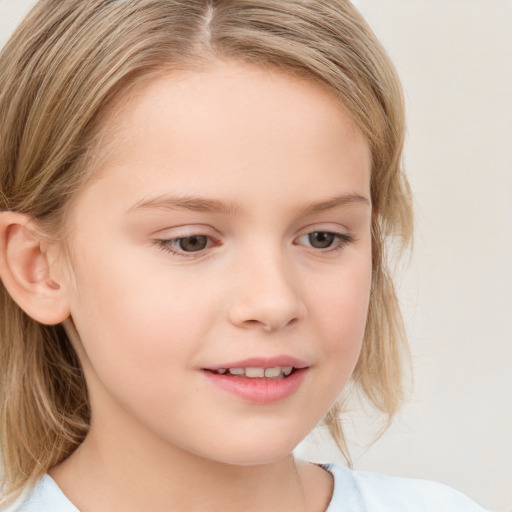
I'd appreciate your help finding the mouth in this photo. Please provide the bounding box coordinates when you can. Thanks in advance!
[201,355,309,378]
[200,357,310,404]
[204,366,297,379]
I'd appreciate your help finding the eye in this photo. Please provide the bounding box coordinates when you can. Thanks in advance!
[307,232,336,249]
[156,234,215,256]
[175,235,208,252]
[296,231,354,252]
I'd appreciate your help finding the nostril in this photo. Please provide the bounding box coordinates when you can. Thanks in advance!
[241,316,300,331]
[244,319,261,327]
[287,318,299,328]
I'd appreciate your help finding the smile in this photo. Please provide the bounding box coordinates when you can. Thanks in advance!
[207,366,294,379]
[201,356,310,404]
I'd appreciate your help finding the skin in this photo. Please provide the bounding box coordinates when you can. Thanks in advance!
[8,59,373,511]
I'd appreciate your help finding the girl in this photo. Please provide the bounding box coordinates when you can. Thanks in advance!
[0,1,487,510]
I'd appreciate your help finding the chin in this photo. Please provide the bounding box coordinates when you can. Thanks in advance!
[198,434,302,467]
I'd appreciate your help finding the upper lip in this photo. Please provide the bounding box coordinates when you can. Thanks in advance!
[202,355,310,371]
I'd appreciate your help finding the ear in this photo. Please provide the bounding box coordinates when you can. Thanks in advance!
[0,211,70,325]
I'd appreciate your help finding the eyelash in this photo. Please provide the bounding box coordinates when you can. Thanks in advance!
[155,231,354,258]
[296,232,355,254]
[156,234,218,257]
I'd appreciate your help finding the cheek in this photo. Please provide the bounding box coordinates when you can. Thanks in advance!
[67,247,217,377]
[311,260,372,363]
[67,264,220,428]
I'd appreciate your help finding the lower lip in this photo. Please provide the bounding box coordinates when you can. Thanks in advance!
[201,368,308,404]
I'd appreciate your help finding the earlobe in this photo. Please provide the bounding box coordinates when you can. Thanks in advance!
[0,212,70,325]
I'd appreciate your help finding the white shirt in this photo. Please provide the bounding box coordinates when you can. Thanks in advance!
[3,463,487,511]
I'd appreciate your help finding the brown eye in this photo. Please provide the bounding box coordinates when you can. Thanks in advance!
[308,232,335,248]
[178,235,208,252]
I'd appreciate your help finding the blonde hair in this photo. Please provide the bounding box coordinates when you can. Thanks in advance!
[0,0,412,504]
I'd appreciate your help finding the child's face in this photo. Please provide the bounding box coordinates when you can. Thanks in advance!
[61,60,372,465]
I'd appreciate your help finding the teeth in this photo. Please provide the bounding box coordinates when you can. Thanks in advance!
[245,367,265,378]
[212,366,295,378]
[264,367,281,378]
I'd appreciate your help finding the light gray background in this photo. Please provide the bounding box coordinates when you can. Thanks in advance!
[1,1,511,511]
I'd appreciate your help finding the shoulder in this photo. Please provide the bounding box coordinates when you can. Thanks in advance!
[2,466,489,512]
[323,463,488,512]
[0,475,78,512]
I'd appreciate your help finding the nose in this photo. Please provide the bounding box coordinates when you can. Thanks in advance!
[227,247,306,332]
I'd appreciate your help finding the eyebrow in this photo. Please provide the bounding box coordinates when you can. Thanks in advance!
[300,193,370,215]
[125,192,370,216]
[125,195,243,215]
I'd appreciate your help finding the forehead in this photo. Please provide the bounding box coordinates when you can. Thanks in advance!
[74,59,371,217]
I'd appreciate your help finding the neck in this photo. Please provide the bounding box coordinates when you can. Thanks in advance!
[50,410,330,512]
